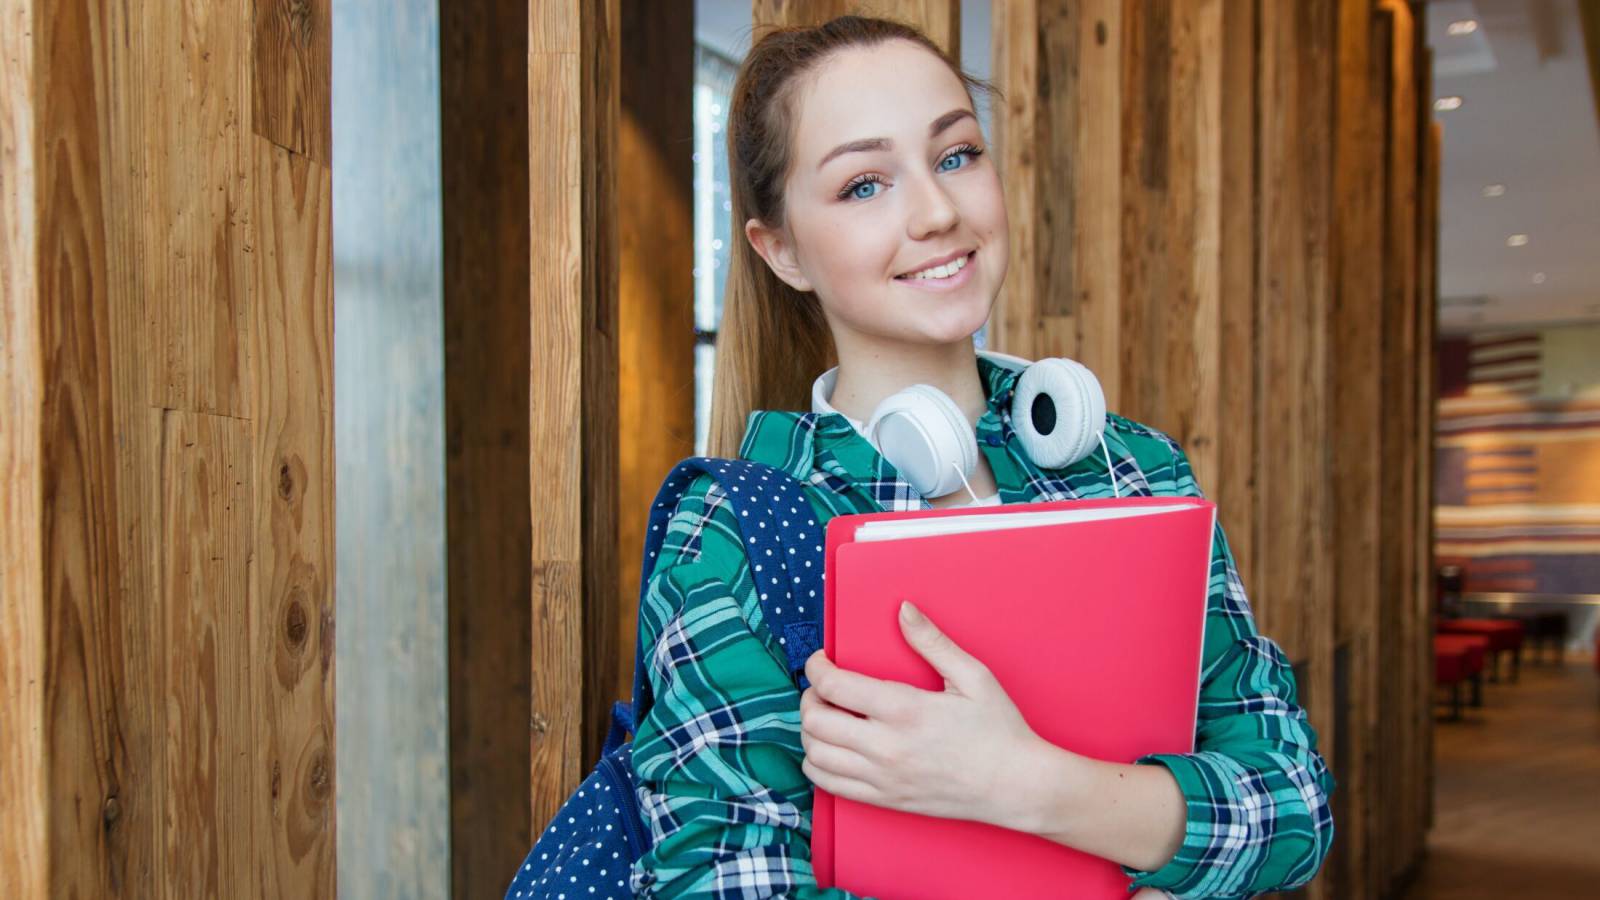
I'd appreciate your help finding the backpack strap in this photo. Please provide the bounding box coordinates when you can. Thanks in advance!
[630,457,827,727]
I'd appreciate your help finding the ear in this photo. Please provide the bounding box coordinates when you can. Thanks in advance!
[744,217,813,293]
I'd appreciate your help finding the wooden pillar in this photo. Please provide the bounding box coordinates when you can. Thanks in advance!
[1410,25,1439,879]
[441,0,532,893]
[1,5,45,893]
[1,0,335,896]
[1417,113,1443,838]
[753,0,960,55]
[616,0,698,706]
[1254,9,1340,898]
[1328,1,1388,895]
[1373,1,1422,890]
[990,0,1119,391]
[528,0,623,831]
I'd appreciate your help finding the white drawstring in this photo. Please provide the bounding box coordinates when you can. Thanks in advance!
[1100,434,1121,498]
[951,460,982,505]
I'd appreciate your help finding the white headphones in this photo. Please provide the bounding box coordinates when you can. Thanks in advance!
[810,350,1118,500]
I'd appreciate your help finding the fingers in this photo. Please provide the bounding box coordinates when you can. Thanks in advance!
[799,686,881,748]
[799,728,876,783]
[805,649,917,722]
[801,754,883,806]
[899,602,989,692]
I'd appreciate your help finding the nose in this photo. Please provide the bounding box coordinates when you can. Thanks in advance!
[904,169,960,240]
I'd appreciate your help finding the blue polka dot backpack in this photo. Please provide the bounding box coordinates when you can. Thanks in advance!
[503,457,828,899]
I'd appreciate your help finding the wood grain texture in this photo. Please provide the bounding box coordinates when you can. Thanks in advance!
[991,0,1091,369]
[249,140,335,899]
[158,410,255,897]
[1411,32,1439,866]
[1,0,46,893]
[1213,0,1256,595]
[144,0,253,418]
[1327,1,1386,894]
[528,0,622,831]
[1375,2,1426,890]
[31,0,142,894]
[1383,2,1421,887]
[1369,11,1398,891]
[987,2,1432,894]
[5,0,337,894]
[253,0,332,164]
[1254,9,1337,898]
[990,0,1042,359]
[440,0,533,891]
[1418,116,1442,843]
[752,0,961,55]
[1071,0,1127,402]
[618,0,696,704]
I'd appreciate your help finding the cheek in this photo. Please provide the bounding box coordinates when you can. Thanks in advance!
[802,217,904,310]
[965,170,1009,243]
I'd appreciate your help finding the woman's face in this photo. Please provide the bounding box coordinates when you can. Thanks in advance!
[747,39,1009,352]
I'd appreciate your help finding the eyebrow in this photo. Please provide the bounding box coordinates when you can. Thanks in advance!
[815,108,977,171]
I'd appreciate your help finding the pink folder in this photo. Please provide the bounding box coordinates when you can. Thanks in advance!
[811,496,1215,899]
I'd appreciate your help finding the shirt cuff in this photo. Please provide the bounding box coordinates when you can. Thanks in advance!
[1117,753,1221,895]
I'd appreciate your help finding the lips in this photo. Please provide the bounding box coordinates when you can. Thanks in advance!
[895,248,976,280]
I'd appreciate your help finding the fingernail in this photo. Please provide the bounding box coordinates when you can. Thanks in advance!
[900,601,920,622]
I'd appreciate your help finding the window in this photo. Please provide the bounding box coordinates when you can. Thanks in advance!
[693,44,738,456]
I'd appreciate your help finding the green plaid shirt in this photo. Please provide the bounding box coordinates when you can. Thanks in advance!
[628,354,1335,899]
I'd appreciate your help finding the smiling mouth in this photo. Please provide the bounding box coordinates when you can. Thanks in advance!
[895,250,976,282]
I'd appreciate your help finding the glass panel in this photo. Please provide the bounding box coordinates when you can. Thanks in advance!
[694,45,739,453]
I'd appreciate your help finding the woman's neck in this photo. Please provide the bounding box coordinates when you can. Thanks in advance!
[827,338,988,429]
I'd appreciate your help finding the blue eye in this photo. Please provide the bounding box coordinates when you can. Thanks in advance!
[851,180,881,200]
[940,145,982,172]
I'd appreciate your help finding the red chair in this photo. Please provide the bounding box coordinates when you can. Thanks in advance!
[1437,618,1525,683]
[1434,635,1486,720]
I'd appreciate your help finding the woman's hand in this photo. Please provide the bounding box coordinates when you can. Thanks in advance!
[798,601,1048,829]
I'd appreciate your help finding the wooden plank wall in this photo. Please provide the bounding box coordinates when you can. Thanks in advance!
[440,0,533,893]
[1,3,45,894]
[754,0,961,55]
[992,2,1441,897]
[2,0,335,896]
[1375,2,1425,893]
[1328,1,1390,895]
[992,0,1261,581]
[528,0,625,835]
[1419,115,1444,840]
[616,0,698,707]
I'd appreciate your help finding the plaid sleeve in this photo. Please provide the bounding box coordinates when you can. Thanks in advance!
[628,475,874,900]
[1118,441,1337,899]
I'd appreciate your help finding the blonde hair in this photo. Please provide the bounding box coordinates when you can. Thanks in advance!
[707,15,996,457]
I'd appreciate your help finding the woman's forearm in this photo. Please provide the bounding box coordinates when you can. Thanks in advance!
[1000,736,1188,875]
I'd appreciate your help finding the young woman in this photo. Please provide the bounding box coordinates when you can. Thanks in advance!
[627,16,1334,899]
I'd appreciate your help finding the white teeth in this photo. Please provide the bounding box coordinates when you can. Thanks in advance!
[904,253,969,281]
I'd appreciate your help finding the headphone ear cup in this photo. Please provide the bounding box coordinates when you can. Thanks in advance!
[1011,358,1107,468]
[866,384,978,498]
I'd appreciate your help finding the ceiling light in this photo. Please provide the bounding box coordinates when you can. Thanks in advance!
[1447,20,1479,36]
[1506,234,1529,247]
[1482,184,1506,197]
[1434,96,1464,112]
[1531,272,1547,284]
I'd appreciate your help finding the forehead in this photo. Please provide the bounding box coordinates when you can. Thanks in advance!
[790,40,974,162]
